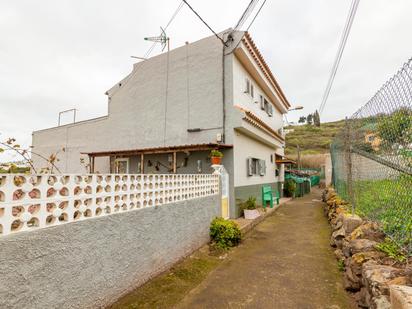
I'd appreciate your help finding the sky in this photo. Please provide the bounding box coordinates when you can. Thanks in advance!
[1,0,411,162]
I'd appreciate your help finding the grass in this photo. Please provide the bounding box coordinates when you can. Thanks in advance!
[335,175,412,254]
[109,246,222,309]
[285,120,345,155]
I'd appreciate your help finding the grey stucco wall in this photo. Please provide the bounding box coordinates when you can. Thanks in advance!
[0,195,220,309]
[235,182,282,217]
[31,31,235,174]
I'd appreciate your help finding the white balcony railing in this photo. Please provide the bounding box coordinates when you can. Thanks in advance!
[0,173,220,236]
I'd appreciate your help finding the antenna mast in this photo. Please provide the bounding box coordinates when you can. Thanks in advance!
[144,27,170,52]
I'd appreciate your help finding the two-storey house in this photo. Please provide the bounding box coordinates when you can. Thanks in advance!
[32,30,291,218]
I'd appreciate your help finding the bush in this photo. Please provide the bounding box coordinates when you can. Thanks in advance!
[210,149,223,158]
[210,217,241,249]
[284,179,296,197]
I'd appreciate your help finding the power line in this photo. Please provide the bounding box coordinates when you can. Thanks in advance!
[246,0,267,31]
[319,0,360,115]
[234,0,259,31]
[144,1,184,59]
[182,0,227,46]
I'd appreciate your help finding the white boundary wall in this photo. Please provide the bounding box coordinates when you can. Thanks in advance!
[0,173,219,236]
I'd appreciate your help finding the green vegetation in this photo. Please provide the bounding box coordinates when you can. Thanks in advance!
[210,149,223,158]
[209,217,241,249]
[336,175,412,253]
[376,238,407,263]
[377,108,412,146]
[337,259,345,272]
[285,120,346,155]
[0,165,30,174]
[284,179,297,197]
[239,196,257,214]
[109,248,221,309]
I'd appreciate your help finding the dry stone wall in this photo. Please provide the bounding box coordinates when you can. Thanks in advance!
[322,188,412,309]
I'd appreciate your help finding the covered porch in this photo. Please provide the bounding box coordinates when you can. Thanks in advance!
[83,143,232,174]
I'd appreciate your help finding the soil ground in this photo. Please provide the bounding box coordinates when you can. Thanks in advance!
[111,189,354,309]
[177,189,354,309]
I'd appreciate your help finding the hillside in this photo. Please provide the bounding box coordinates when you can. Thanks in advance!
[285,120,345,155]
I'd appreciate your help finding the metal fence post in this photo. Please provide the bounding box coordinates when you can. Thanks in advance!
[345,117,355,215]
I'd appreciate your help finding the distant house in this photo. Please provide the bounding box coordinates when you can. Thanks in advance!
[32,30,291,218]
[363,123,381,151]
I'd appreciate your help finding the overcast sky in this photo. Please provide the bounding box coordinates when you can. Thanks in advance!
[1,0,411,162]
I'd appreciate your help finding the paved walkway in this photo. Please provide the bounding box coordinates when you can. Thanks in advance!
[177,189,353,309]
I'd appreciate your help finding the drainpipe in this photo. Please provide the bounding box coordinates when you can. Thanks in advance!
[222,44,226,144]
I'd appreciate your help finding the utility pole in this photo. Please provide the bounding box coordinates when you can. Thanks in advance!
[297,145,301,170]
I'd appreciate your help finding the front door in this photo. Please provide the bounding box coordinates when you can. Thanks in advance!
[115,158,129,174]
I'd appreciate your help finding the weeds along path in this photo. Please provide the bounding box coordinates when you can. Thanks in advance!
[177,189,353,309]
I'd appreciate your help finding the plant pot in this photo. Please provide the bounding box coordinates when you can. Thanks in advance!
[211,156,222,165]
[244,209,260,220]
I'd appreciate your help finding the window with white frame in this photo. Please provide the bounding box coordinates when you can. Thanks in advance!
[247,158,266,176]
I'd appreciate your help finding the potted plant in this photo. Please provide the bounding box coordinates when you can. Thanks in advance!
[210,149,223,165]
[241,196,260,220]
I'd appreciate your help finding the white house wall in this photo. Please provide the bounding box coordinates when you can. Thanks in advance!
[233,131,280,187]
[232,56,284,133]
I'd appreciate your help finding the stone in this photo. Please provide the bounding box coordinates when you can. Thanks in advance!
[351,252,386,275]
[350,222,385,242]
[386,276,408,286]
[349,239,379,255]
[362,261,404,297]
[354,288,370,308]
[344,264,361,291]
[372,295,391,309]
[342,213,363,235]
[390,285,412,309]
[342,239,351,258]
[331,227,346,248]
[334,249,344,261]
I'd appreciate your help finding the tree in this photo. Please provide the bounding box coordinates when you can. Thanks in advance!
[377,108,412,146]
[307,113,313,125]
[313,110,321,127]
[298,116,306,124]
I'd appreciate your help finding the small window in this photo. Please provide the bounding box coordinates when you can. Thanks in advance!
[260,95,265,110]
[245,78,250,94]
[247,158,266,176]
[250,84,254,98]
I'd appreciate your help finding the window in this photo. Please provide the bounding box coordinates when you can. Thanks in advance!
[260,95,265,110]
[262,98,273,117]
[250,84,254,98]
[245,78,250,94]
[247,158,266,176]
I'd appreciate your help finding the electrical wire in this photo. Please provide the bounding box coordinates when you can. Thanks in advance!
[246,0,267,31]
[234,0,259,31]
[182,0,227,46]
[319,0,360,115]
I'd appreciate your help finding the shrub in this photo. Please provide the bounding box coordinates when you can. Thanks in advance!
[284,179,296,197]
[210,217,241,249]
[375,238,407,263]
[210,150,223,158]
[239,196,257,214]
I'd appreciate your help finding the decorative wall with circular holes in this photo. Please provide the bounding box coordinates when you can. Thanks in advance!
[0,174,220,236]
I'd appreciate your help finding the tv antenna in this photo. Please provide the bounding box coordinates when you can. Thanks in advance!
[144,27,170,52]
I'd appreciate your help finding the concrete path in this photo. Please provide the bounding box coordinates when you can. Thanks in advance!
[177,189,353,309]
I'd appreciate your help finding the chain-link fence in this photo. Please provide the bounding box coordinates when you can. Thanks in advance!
[331,58,412,255]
